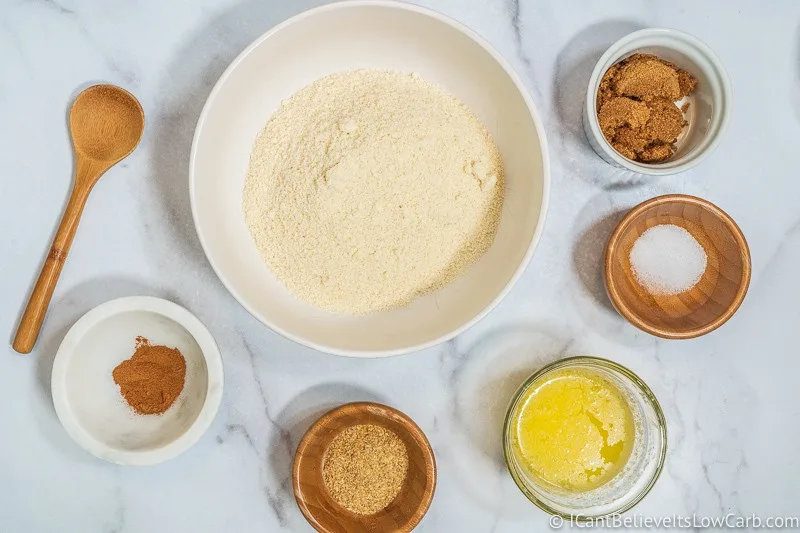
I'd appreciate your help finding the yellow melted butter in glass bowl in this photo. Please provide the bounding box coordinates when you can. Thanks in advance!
[512,368,634,492]
[504,357,666,520]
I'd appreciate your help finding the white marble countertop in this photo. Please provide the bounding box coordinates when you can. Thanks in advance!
[2,0,800,531]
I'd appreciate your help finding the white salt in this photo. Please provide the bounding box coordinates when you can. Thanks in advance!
[629,224,707,295]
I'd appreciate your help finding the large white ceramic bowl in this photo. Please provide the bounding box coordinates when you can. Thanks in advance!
[190,0,549,357]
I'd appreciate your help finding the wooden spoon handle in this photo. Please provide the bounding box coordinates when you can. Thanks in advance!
[13,184,91,354]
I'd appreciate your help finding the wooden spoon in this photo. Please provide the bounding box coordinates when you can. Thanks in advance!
[13,85,144,354]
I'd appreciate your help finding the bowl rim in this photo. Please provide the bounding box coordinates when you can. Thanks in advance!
[585,27,732,175]
[604,194,752,339]
[502,356,667,520]
[50,296,224,465]
[292,401,437,532]
[189,0,551,358]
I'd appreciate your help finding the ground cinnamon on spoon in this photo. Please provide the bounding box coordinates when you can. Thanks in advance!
[112,336,186,415]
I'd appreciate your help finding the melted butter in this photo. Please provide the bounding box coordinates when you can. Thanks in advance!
[511,369,634,492]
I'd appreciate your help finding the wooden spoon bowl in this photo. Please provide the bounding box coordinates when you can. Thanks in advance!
[605,194,751,339]
[70,85,144,163]
[293,402,436,533]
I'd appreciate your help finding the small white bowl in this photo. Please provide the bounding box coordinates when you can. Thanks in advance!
[51,296,223,465]
[190,0,549,357]
[583,28,731,175]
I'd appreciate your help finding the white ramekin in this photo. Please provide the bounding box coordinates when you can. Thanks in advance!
[52,297,224,465]
[583,28,731,175]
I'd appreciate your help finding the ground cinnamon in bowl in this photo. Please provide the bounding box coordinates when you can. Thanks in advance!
[112,336,186,415]
[597,53,697,163]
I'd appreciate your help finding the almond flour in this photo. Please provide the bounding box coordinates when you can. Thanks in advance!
[243,70,504,314]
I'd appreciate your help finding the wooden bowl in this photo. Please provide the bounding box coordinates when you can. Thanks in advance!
[605,194,751,339]
[293,402,436,533]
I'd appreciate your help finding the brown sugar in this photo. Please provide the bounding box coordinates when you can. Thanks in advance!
[677,70,697,97]
[643,98,685,143]
[598,97,650,137]
[639,144,674,163]
[612,55,681,101]
[614,125,650,153]
[596,53,697,163]
[597,63,620,107]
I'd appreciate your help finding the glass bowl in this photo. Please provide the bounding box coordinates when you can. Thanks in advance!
[503,356,666,520]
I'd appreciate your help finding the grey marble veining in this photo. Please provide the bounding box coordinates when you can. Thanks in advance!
[2,1,800,531]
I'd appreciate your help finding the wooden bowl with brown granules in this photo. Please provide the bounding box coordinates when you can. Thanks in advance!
[293,402,436,533]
